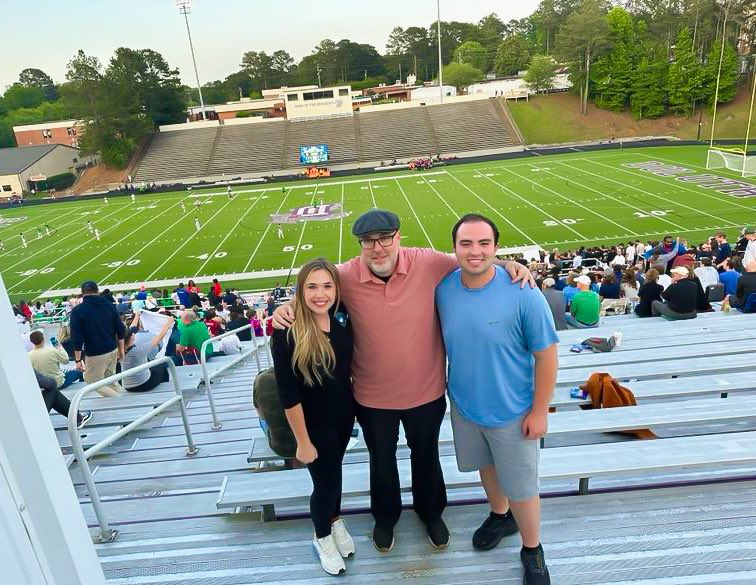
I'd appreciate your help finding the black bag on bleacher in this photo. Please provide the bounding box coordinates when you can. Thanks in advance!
[252,367,297,459]
[706,283,724,302]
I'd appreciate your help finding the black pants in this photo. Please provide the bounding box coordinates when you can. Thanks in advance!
[42,387,71,418]
[125,363,169,393]
[356,394,447,528]
[307,408,355,538]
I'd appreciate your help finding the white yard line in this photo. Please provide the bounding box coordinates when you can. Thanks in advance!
[3,204,136,292]
[625,151,756,212]
[0,207,73,241]
[144,197,241,281]
[242,187,297,273]
[421,176,459,216]
[338,183,345,264]
[476,170,589,240]
[394,179,435,249]
[587,159,747,226]
[367,179,378,208]
[195,196,266,276]
[444,170,539,246]
[47,199,185,290]
[510,164,642,236]
[549,161,688,232]
[286,183,321,274]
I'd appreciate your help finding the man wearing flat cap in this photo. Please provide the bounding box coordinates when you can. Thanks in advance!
[651,267,698,320]
[274,208,533,552]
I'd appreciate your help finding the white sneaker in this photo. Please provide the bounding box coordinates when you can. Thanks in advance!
[313,533,346,575]
[331,518,356,559]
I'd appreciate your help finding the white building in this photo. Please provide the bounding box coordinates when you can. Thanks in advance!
[410,85,457,104]
[0,144,94,198]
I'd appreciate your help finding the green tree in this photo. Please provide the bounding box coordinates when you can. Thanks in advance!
[453,41,488,71]
[555,0,610,115]
[629,21,668,119]
[2,83,45,110]
[442,62,484,90]
[702,41,740,106]
[240,50,275,89]
[495,35,531,76]
[524,54,557,93]
[593,7,635,112]
[476,13,507,58]
[18,68,59,101]
[667,27,704,116]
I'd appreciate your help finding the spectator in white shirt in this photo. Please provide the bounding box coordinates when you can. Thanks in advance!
[744,226,755,266]
[625,243,636,265]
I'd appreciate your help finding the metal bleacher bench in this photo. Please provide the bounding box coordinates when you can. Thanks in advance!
[245,394,756,466]
[219,430,756,519]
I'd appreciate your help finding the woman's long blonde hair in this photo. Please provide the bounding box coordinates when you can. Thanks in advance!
[290,258,341,387]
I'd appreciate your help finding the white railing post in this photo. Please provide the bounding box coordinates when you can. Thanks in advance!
[67,357,198,543]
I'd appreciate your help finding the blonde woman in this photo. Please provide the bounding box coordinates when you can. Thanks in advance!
[270,258,355,576]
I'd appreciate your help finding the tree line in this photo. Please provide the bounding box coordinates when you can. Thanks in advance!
[0,0,753,166]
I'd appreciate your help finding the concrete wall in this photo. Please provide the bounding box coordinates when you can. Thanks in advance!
[284,86,354,121]
[0,173,23,196]
[223,117,286,127]
[159,120,220,132]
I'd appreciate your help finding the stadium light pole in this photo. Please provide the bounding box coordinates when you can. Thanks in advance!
[437,0,444,104]
[176,0,206,120]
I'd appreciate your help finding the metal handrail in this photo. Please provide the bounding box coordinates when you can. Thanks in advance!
[67,356,198,543]
[199,324,262,430]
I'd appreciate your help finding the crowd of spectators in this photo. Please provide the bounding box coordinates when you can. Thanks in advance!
[506,227,756,330]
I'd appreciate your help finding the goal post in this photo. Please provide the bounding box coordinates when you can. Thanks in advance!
[706,147,756,178]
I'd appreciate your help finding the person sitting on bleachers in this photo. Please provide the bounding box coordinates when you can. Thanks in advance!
[174,283,191,308]
[226,310,252,341]
[634,268,664,317]
[121,312,174,392]
[694,257,720,292]
[651,267,698,320]
[28,330,84,389]
[175,310,214,363]
[565,275,600,328]
[541,278,567,331]
[726,260,756,312]
[598,274,621,300]
[621,268,640,303]
[203,308,225,336]
[561,272,579,306]
[35,370,91,429]
[719,259,741,297]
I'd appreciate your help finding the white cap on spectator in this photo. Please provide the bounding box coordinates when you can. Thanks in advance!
[576,275,592,286]
[670,267,689,277]
[543,278,555,288]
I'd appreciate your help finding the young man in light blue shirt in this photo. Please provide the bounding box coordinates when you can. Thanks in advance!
[436,214,558,585]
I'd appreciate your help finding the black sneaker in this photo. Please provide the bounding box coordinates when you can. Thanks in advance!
[373,524,394,553]
[520,544,551,585]
[426,518,450,549]
[472,511,519,550]
[77,410,92,430]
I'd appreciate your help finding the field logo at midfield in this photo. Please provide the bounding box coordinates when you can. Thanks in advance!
[0,216,27,225]
[623,161,756,198]
[271,203,351,224]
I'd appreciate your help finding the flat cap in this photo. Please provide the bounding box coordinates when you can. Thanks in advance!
[351,209,400,237]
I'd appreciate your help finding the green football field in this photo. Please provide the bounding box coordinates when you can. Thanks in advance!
[1,145,755,301]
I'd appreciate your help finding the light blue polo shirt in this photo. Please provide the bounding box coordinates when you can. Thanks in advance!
[435,265,559,427]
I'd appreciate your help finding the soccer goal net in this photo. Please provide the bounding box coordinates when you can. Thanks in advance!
[706,148,756,177]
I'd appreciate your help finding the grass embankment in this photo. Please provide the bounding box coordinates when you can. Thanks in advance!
[507,88,756,146]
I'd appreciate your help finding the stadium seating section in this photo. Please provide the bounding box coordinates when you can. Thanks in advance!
[133,99,520,182]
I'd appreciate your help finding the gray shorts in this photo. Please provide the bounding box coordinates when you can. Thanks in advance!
[450,402,540,501]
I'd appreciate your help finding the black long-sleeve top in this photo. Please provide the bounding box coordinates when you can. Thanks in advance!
[271,312,353,429]
[69,294,126,356]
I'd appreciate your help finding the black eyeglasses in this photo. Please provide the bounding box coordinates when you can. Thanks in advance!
[358,231,398,250]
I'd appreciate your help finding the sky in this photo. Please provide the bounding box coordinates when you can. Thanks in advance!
[0,0,541,92]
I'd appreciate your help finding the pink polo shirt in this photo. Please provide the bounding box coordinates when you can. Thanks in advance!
[338,247,457,410]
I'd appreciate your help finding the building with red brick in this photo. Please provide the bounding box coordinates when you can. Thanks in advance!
[12,120,84,148]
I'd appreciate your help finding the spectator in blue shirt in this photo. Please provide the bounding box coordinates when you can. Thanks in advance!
[436,214,557,585]
[719,259,740,296]
[561,272,579,306]
[598,274,621,299]
[174,283,191,308]
[714,232,732,270]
